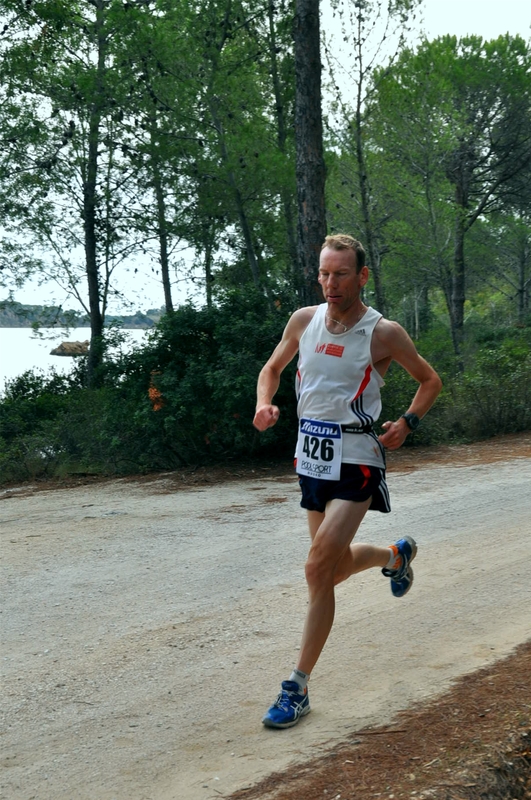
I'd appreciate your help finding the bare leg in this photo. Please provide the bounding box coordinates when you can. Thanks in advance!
[296,499,390,676]
[307,508,390,585]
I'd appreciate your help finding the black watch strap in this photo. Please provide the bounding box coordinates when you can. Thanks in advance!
[401,412,420,431]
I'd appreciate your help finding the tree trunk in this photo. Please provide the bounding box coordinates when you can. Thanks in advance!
[230,174,262,290]
[294,0,326,306]
[268,0,298,287]
[447,137,474,357]
[84,1,107,387]
[204,228,214,309]
[352,113,382,311]
[451,205,467,354]
[354,105,386,315]
[516,232,530,324]
[418,283,431,335]
[345,9,387,315]
[152,157,174,314]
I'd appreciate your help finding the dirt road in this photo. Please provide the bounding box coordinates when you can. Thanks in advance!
[1,436,530,800]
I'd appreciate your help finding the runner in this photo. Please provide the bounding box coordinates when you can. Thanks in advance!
[253,234,442,729]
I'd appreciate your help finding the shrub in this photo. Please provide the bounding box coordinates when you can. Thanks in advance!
[127,292,296,465]
[455,338,531,438]
[0,370,80,482]
[1,305,529,486]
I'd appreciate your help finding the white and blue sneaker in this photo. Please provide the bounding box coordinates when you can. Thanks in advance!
[262,681,311,729]
[382,535,417,598]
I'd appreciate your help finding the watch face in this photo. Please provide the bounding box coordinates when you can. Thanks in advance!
[403,413,420,430]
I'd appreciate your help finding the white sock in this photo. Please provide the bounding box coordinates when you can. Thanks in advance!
[289,668,309,692]
[386,544,402,571]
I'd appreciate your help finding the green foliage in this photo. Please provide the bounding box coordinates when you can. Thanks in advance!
[126,292,296,463]
[2,297,530,486]
[381,326,531,449]
[328,33,531,351]
[0,0,299,351]
[1,7,530,479]
[0,297,297,483]
[0,369,79,481]
[453,336,531,439]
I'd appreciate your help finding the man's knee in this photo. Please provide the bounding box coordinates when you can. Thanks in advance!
[305,547,336,590]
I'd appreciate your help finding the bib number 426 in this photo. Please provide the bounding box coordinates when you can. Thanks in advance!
[302,435,334,462]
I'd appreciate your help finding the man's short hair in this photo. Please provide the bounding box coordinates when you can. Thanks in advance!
[321,234,366,273]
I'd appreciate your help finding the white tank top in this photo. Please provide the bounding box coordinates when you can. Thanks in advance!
[296,303,386,469]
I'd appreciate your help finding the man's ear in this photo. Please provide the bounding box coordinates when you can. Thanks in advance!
[359,265,370,287]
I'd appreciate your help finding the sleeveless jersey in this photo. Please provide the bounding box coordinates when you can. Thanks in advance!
[296,303,386,469]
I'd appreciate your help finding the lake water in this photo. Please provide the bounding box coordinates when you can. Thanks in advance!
[0,328,150,394]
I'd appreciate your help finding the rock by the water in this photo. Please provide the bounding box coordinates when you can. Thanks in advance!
[50,340,89,357]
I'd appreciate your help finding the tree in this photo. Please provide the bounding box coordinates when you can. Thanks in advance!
[122,0,298,302]
[1,0,304,341]
[294,0,327,304]
[323,0,422,315]
[467,213,531,326]
[369,34,531,352]
[107,1,200,315]
[266,0,298,288]
[0,0,149,384]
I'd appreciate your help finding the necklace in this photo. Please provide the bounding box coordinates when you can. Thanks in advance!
[326,307,366,333]
[326,315,348,332]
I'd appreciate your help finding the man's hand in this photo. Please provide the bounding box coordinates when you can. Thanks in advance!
[378,418,410,450]
[253,404,280,431]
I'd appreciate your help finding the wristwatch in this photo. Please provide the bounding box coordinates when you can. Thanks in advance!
[401,412,420,431]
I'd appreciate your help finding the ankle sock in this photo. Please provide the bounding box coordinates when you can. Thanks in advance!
[386,545,402,571]
[289,669,309,692]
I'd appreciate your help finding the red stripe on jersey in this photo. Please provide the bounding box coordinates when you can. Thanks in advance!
[352,364,372,401]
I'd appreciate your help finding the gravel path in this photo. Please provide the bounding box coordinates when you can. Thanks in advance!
[1,438,530,800]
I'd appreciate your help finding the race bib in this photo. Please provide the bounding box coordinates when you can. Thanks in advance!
[295,418,342,481]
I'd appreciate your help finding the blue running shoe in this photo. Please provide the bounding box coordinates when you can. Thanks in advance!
[262,681,311,729]
[382,535,417,598]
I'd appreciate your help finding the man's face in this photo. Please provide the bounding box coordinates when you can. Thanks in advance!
[318,247,369,311]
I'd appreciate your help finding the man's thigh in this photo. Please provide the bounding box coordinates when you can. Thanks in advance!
[308,497,371,555]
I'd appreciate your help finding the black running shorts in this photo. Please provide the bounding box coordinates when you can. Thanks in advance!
[298,463,391,514]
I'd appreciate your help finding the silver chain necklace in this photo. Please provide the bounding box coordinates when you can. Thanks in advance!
[325,314,348,332]
[326,307,366,332]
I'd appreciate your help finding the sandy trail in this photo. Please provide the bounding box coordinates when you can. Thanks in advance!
[1,438,530,800]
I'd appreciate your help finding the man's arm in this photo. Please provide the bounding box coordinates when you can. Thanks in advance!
[253,307,315,431]
[374,320,443,450]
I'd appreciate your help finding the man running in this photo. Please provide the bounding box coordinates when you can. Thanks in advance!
[253,234,442,729]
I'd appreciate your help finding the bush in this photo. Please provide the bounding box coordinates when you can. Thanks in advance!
[381,327,531,446]
[0,369,81,482]
[128,292,296,465]
[0,294,297,484]
[453,338,531,438]
[1,306,529,486]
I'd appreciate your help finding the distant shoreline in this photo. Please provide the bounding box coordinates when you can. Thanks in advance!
[0,324,153,330]
[0,300,161,330]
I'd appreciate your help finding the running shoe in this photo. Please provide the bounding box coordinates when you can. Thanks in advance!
[382,535,417,598]
[262,681,311,729]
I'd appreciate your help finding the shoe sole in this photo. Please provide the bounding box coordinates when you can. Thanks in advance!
[402,535,417,563]
[262,705,311,729]
[392,565,414,597]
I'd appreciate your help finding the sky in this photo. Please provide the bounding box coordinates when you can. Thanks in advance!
[7,0,531,316]
[421,0,529,42]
